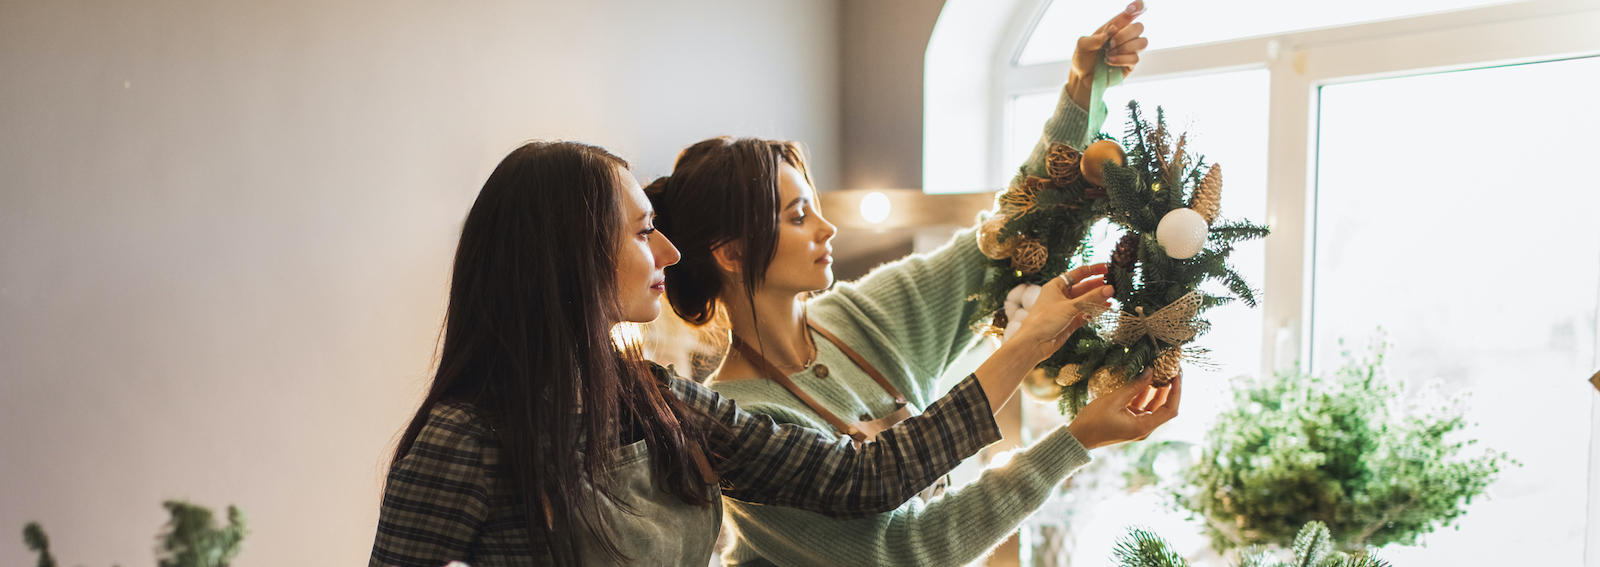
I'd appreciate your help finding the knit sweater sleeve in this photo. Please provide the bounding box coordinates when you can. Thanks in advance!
[722,425,1092,567]
[814,84,1106,398]
[1017,80,1108,182]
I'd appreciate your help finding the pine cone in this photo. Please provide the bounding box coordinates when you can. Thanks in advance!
[1190,164,1223,224]
[1151,348,1183,387]
[1010,238,1048,275]
[1110,231,1140,270]
[1054,364,1086,387]
[1046,143,1083,186]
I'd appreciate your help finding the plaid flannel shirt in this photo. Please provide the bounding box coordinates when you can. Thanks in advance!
[368,366,999,567]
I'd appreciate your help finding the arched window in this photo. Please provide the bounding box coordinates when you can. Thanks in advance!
[927,1,1600,564]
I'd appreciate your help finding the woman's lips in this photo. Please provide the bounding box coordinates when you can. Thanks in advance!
[650,279,666,292]
[816,252,833,265]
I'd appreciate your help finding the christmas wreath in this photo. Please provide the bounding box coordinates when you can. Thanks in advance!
[970,101,1270,415]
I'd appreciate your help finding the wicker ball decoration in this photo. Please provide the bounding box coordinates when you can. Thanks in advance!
[1151,348,1183,387]
[1046,143,1083,186]
[1010,238,1048,275]
[976,214,1019,260]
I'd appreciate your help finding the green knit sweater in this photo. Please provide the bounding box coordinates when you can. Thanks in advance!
[707,81,1109,567]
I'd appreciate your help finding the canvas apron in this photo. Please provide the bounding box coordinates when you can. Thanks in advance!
[573,438,724,566]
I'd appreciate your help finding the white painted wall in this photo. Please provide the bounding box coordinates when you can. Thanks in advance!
[0,1,840,565]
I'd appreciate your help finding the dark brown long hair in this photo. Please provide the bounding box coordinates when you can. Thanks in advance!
[391,141,713,565]
[644,136,814,327]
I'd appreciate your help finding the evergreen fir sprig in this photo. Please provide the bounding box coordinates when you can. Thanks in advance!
[1113,527,1188,567]
[1110,522,1393,567]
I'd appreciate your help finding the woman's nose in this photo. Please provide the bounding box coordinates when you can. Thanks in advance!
[653,231,681,267]
[817,215,837,242]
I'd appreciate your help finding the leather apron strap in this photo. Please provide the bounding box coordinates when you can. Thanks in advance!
[730,322,913,446]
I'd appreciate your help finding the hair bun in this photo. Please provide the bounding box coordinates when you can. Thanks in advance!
[643,175,672,195]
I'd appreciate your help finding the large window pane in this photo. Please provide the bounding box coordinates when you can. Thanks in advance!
[1017,0,1519,65]
[1008,69,1270,566]
[1312,56,1600,565]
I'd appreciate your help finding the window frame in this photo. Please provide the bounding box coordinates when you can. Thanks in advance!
[986,0,1600,562]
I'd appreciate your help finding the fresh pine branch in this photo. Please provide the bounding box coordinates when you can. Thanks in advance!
[1292,522,1334,567]
[1113,528,1190,567]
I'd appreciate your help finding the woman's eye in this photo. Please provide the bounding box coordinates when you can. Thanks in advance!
[791,214,807,225]
[639,227,657,238]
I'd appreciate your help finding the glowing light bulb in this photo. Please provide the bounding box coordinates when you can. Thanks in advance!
[860,191,891,224]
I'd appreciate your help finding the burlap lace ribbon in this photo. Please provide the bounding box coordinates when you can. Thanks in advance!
[1083,290,1205,346]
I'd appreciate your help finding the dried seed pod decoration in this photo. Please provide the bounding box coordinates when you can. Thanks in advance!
[1165,134,1187,191]
[998,178,1047,216]
[1010,238,1048,275]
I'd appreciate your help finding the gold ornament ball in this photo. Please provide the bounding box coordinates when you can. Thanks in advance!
[1080,140,1126,187]
[976,214,1017,260]
[1021,368,1062,402]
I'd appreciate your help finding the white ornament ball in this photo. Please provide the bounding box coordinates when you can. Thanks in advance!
[1020,285,1042,310]
[1156,207,1209,259]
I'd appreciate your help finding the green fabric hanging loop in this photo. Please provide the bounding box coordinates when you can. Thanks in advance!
[1089,48,1125,137]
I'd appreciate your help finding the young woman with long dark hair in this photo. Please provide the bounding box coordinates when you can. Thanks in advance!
[646,6,1172,566]
[366,140,1166,567]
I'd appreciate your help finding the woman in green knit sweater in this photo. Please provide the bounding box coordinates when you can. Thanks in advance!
[646,5,1170,566]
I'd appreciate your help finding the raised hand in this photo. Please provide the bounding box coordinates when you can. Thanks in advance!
[1067,0,1150,108]
[1066,369,1181,450]
[1009,263,1111,362]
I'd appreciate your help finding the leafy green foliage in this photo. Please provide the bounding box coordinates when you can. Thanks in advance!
[23,522,58,567]
[157,501,247,567]
[1112,522,1392,567]
[1178,341,1511,552]
[21,501,245,567]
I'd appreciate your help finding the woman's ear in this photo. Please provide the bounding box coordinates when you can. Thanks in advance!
[711,242,743,278]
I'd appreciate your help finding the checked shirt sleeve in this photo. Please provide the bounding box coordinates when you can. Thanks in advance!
[671,373,1001,518]
[368,405,494,567]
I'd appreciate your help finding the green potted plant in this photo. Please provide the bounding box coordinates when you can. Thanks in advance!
[1178,340,1511,552]
[23,500,245,567]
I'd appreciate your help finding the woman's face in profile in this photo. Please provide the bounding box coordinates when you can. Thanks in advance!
[613,168,681,324]
[760,162,836,294]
